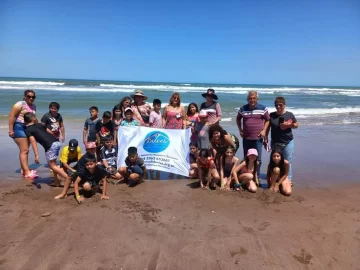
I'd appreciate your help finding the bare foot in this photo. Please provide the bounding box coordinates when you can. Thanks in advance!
[54,194,67,199]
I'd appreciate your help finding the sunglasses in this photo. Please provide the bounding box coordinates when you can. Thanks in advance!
[26,95,36,99]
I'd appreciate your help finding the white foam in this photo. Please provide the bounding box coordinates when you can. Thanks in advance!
[0,80,64,86]
[278,107,360,116]
[221,117,232,122]
[1,81,359,96]
[0,85,134,92]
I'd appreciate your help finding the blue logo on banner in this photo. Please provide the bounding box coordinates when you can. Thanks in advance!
[143,131,170,153]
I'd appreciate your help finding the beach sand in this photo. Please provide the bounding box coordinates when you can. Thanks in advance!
[1,118,360,269]
[1,179,360,269]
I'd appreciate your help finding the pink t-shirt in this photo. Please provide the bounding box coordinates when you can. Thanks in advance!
[149,111,162,128]
[13,101,36,123]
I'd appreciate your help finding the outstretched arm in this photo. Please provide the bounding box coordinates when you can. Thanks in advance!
[29,136,40,164]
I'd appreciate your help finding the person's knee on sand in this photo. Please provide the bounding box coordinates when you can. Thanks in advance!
[239,173,257,193]
[280,178,292,196]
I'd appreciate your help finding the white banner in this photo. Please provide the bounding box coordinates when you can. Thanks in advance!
[117,126,191,176]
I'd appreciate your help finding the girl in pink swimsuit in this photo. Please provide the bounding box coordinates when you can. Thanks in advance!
[163,92,186,129]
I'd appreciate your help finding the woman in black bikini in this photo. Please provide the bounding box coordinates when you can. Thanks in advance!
[209,124,239,166]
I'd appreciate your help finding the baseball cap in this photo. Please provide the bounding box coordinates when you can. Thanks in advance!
[247,148,258,157]
[68,139,78,151]
[125,107,133,114]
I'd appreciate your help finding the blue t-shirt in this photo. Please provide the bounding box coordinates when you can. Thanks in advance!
[120,119,140,127]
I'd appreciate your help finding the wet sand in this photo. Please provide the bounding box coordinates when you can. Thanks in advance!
[1,179,360,269]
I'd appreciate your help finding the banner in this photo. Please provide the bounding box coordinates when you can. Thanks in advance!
[117,126,191,176]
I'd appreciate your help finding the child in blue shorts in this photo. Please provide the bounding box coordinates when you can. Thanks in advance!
[24,112,70,187]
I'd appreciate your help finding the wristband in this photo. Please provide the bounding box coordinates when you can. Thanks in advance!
[276,182,280,186]
[76,195,81,199]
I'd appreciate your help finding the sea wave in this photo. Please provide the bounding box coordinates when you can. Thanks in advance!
[288,107,360,115]
[0,81,359,96]
[0,80,64,86]
[0,85,134,92]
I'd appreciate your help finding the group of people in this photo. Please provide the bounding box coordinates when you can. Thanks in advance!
[8,88,298,203]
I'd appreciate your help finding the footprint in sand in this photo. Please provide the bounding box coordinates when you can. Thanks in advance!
[293,249,313,265]
[230,247,248,257]
[258,221,270,231]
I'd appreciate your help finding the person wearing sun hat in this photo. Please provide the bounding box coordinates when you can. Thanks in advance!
[130,90,152,127]
[200,88,222,125]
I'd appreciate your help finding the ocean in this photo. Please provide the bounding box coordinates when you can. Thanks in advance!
[1,77,360,126]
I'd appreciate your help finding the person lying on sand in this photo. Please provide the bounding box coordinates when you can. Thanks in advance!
[266,149,292,196]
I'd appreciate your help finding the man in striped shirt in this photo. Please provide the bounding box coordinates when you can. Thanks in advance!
[236,91,270,182]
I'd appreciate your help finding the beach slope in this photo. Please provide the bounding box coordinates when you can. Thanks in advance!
[0,180,359,270]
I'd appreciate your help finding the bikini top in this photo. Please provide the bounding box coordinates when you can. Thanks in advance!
[197,157,214,169]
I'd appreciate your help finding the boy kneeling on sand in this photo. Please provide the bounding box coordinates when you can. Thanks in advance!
[119,147,146,187]
[55,141,98,199]
[73,155,109,204]
[24,112,71,186]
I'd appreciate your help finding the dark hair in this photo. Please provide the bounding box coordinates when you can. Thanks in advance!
[199,149,210,158]
[85,155,97,163]
[112,104,122,120]
[128,146,137,155]
[104,135,113,141]
[208,124,227,141]
[237,155,258,181]
[89,106,98,112]
[274,96,286,105]
[120,96,132,107]
[187,102,199,116]
[153,99,161,105]
[24,112,36,124]
[189,142,198,148]
[266,149,286,180]
[221,145,235,170]
[24,89,35,97]
[103,111,112,119]
[49,102,60,110]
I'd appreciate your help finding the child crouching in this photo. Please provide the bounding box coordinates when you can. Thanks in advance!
[74,155,109,204]
[24,112,71,186]
[101,136,122,181]
[119,147,146,187]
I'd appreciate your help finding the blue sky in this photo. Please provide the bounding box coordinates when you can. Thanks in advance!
[0,0,359,86]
